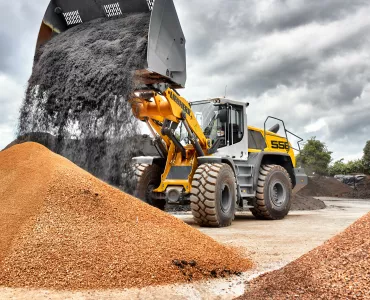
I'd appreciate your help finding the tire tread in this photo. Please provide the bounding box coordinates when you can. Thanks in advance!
[190,163,236,227]
[251,164,292,220]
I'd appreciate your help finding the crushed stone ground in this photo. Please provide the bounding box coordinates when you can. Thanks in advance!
[0,143,252,290]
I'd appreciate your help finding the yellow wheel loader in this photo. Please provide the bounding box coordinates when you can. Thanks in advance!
[38,0,308,227]
[130,88,307,226]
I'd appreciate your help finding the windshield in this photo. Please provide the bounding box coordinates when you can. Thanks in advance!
[176,101,227,146]
[192,101,225,140]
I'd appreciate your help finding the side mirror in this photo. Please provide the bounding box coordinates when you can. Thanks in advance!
[218,109,228,123]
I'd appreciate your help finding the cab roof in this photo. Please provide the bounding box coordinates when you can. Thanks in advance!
[191,98,249,107]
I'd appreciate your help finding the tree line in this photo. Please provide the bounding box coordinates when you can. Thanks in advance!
[296,138,370,176]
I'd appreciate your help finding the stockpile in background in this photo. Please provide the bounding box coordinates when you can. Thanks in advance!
[298,176,352,198]
[290,176,354,211]
[342,176,370,199]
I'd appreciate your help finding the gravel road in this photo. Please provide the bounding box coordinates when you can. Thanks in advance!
[1,198,369,299]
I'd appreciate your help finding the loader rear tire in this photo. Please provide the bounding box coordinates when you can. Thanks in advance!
[134,164,166,211]
[190,163,236,227]
[250,164,292,220]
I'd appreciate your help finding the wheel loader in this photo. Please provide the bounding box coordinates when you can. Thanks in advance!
[38,0,308,227]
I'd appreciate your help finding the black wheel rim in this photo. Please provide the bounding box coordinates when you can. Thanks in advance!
[145,183,156,204]
[269,180,286,207]
[221,184,232,213]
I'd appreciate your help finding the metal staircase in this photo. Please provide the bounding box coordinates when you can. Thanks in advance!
[234,160,255,199]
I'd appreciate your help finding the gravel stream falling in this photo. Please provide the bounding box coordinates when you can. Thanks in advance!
[18,13,151,193]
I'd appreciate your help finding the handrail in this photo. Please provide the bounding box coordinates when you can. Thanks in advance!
[263,116,303,154]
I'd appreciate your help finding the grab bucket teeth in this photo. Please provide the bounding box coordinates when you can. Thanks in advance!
[36,0,186,88]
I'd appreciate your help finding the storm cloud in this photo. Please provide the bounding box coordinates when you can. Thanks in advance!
[175,0,370,161]
[0,0,369,161]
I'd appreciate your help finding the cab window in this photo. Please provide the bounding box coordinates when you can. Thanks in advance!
[228,106,244,145]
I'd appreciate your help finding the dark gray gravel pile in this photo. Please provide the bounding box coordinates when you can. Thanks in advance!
[342,176,370,199]
[18,13,150,194]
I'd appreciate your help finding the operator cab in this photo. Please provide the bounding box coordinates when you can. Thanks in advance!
[185,98,249,158]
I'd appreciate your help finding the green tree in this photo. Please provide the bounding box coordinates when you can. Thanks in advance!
[297,137,332,175]
[329,159,365,176]
[328,159,346,176]
[363,141,370,174]
[346,159,364,174]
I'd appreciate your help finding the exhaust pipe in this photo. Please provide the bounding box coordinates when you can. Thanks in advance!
[36,0,187,88]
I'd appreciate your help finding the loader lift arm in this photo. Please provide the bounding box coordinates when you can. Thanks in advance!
[130,84,210,194]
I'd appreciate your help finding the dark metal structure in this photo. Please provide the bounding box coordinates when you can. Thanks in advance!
[36,0,187,88]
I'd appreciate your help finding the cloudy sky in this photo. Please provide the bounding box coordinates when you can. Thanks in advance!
[1,0,369,162]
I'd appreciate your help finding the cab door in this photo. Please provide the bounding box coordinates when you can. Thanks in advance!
[216,104,248,159]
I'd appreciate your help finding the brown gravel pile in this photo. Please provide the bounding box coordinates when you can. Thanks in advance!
[0,143,54,262]
[290,176,336,211]
[239,211,370,299]
[299,176,352,198]
[0,142,252,290]
[291,195,326,211]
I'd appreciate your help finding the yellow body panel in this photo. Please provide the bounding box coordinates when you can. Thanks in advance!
[248,126,296,167]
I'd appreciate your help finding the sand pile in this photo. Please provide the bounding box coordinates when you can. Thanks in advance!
[0,143,252,290]
[239,211,370,299]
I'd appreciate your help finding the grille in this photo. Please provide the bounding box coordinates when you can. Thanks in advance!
[104,3,123,17]
[63,10,83,26]
[146,0,155,11]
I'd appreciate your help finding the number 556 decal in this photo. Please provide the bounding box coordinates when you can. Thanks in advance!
[271,141,290,150]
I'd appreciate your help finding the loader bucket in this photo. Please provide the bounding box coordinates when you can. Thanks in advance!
[36,0,186,88]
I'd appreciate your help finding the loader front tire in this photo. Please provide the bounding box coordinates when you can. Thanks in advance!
[190,163,236,227]
[250,164,292,220]
[134,164,166,211]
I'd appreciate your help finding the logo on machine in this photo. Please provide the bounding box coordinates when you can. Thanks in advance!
[169,91,191,115]
[271,141,290,150]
